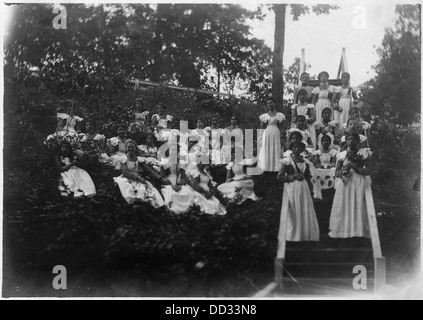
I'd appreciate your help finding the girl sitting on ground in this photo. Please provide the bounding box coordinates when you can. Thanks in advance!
[113,139,165,208]
[56,141,97,199]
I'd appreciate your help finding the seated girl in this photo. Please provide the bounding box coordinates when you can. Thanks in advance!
[284,131,307,158]
[277,141,320,242]
[108,126,129,170]
[79,120,109,164]
[160,144,196,214]
[55,103,83,134]
[113,140,165,208]
[217,146,257,205]
[138,133,161,173]
[314,107,342,148]
[186,153,227,215]
[291,89,317,148]
[152,103,173,143]
[347,106,371,139]
[128,98,152,143]
[311,134,339,200]
[56,141,97,199]
[285,128,314,159]
[339,118,369,151]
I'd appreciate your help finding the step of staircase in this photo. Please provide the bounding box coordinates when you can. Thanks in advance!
[273,277,375,297]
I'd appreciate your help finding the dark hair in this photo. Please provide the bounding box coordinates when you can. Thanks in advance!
[231,116,240,124]
[157,103,167,109]
[58,141,74,157]
[341,72,350,79]
[322,107,332,117]
[289,141,306,151]
[134,98,144,107]
[266,97,276,104]
[349,106,360,116]
[211,115,219,121]
[300,72,309,78]
[345,132,360,142]
[346,117,359,127]
[117,125,127,131]
[289,131,303,141]
[297,115,307,122]
[318,71,329,81]
[296,89,308,103]
[321,134,332,143]
[85,119,96,127]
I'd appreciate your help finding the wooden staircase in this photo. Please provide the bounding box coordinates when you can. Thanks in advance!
[254,187,386,298]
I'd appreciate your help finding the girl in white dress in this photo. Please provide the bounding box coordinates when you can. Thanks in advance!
[152,103,173,143]
[222,116,244,164]
[205,115,225,166]
[187,159,227,215]
[56,141,97,198]
[333,72,358,125]
[329,133,372,239]
[259,98,286,172]
[108,126,129,170]
[277,141,320,242]
[113,140,165,207]
[291,89,317,148]
[339,118,369,151]
[138,133,162,173]
[133,98,150,125]
[315,108,342,149]
[217,146,257,204]
[312,71,336,124]
[161,145,196,214]
[312,134,338,199]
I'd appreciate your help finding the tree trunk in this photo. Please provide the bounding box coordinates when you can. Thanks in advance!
[273,4,286,110]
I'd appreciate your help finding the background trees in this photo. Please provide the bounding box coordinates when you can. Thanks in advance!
[360,4,421,126]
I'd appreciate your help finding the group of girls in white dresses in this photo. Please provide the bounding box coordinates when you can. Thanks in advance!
[272,71,374,242]
[49,102,259,215]
[49,81,375,242]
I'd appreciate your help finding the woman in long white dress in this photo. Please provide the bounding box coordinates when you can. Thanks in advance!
[56,141,97,198]
[312,71,336,124]
[161,145,196,214]
[259,98,286,172]
[329,133,372,239]
[333,72,358,125]
[205,115,225,166]
[113,140,165,208]
[186,158,227,215]
[217,146,257,204]
[277,141,320,242]
[222,116,244,164]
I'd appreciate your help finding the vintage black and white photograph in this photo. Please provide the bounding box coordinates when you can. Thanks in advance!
[2,0,421,300]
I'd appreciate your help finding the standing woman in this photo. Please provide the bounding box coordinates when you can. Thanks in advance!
[223,116,244,164]
[312,71,336,124]
[293,72,314,104]
[329,133,373,239]
[277,141,320,242]
[333,72,358,125]
[259,98,286,172]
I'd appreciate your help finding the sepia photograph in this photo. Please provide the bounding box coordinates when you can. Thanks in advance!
[1,0,421,301]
